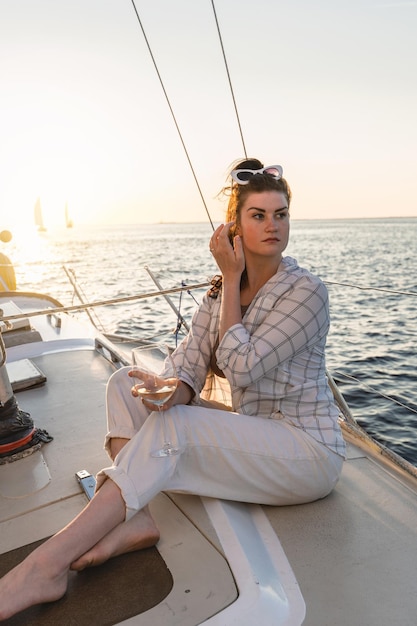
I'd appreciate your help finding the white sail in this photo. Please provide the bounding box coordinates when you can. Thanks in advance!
[34,198,46,232]
[65,203,73,228]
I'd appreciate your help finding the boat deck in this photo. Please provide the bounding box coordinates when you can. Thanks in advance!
[263,439,417,625]
[1,294,417,624]
[0,348,238,625]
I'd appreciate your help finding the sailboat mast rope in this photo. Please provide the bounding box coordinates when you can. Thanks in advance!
[210,0,247,159]
[130,0,215,230]
[130,1,249,230]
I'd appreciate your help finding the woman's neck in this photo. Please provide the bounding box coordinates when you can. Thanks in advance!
[241,257,282,305]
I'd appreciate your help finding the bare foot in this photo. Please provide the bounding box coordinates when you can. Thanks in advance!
[0,549,68,621]
[70,506,160,571]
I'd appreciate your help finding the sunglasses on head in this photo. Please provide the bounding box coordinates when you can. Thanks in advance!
[230,164,283,185]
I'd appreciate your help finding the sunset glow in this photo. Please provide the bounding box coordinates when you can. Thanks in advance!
[1,1,416,228]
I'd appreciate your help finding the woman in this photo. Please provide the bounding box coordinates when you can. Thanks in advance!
[0,158,345,620]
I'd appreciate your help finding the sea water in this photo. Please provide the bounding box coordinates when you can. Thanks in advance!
[4,218,417,466]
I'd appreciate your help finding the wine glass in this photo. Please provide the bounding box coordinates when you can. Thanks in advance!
[130,343,182,457]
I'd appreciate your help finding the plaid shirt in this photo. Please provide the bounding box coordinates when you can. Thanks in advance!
[173,256,346,457]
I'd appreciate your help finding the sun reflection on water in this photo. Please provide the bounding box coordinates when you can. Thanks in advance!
[1,225,64,292]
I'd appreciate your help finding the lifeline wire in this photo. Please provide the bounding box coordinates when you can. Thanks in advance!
[334,372,417,416]
[325,281,417,297]
[0,282,211,324]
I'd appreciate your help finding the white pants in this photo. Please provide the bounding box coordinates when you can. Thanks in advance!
[97,367,343,520]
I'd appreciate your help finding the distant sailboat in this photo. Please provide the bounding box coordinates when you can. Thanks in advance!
[65,203,73,228]
[34,198,47,232]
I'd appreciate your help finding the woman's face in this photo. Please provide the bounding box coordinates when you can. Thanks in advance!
[237,190,290,261]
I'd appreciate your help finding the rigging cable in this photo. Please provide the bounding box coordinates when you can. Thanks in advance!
[211,0,248,159]
[130,0,249,230]
[130,0,214,230]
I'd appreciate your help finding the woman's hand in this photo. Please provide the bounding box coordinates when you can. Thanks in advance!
[209,222,245,280]
[210,223,245,341]
[128,370,193,411]
[129,368,160,397]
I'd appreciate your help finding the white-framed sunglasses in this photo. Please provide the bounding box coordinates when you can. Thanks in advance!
[230,164,283,185]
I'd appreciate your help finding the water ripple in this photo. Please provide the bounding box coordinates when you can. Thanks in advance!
[7,218,417,466]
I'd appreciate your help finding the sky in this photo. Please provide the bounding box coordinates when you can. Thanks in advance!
[1,0,416,228]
